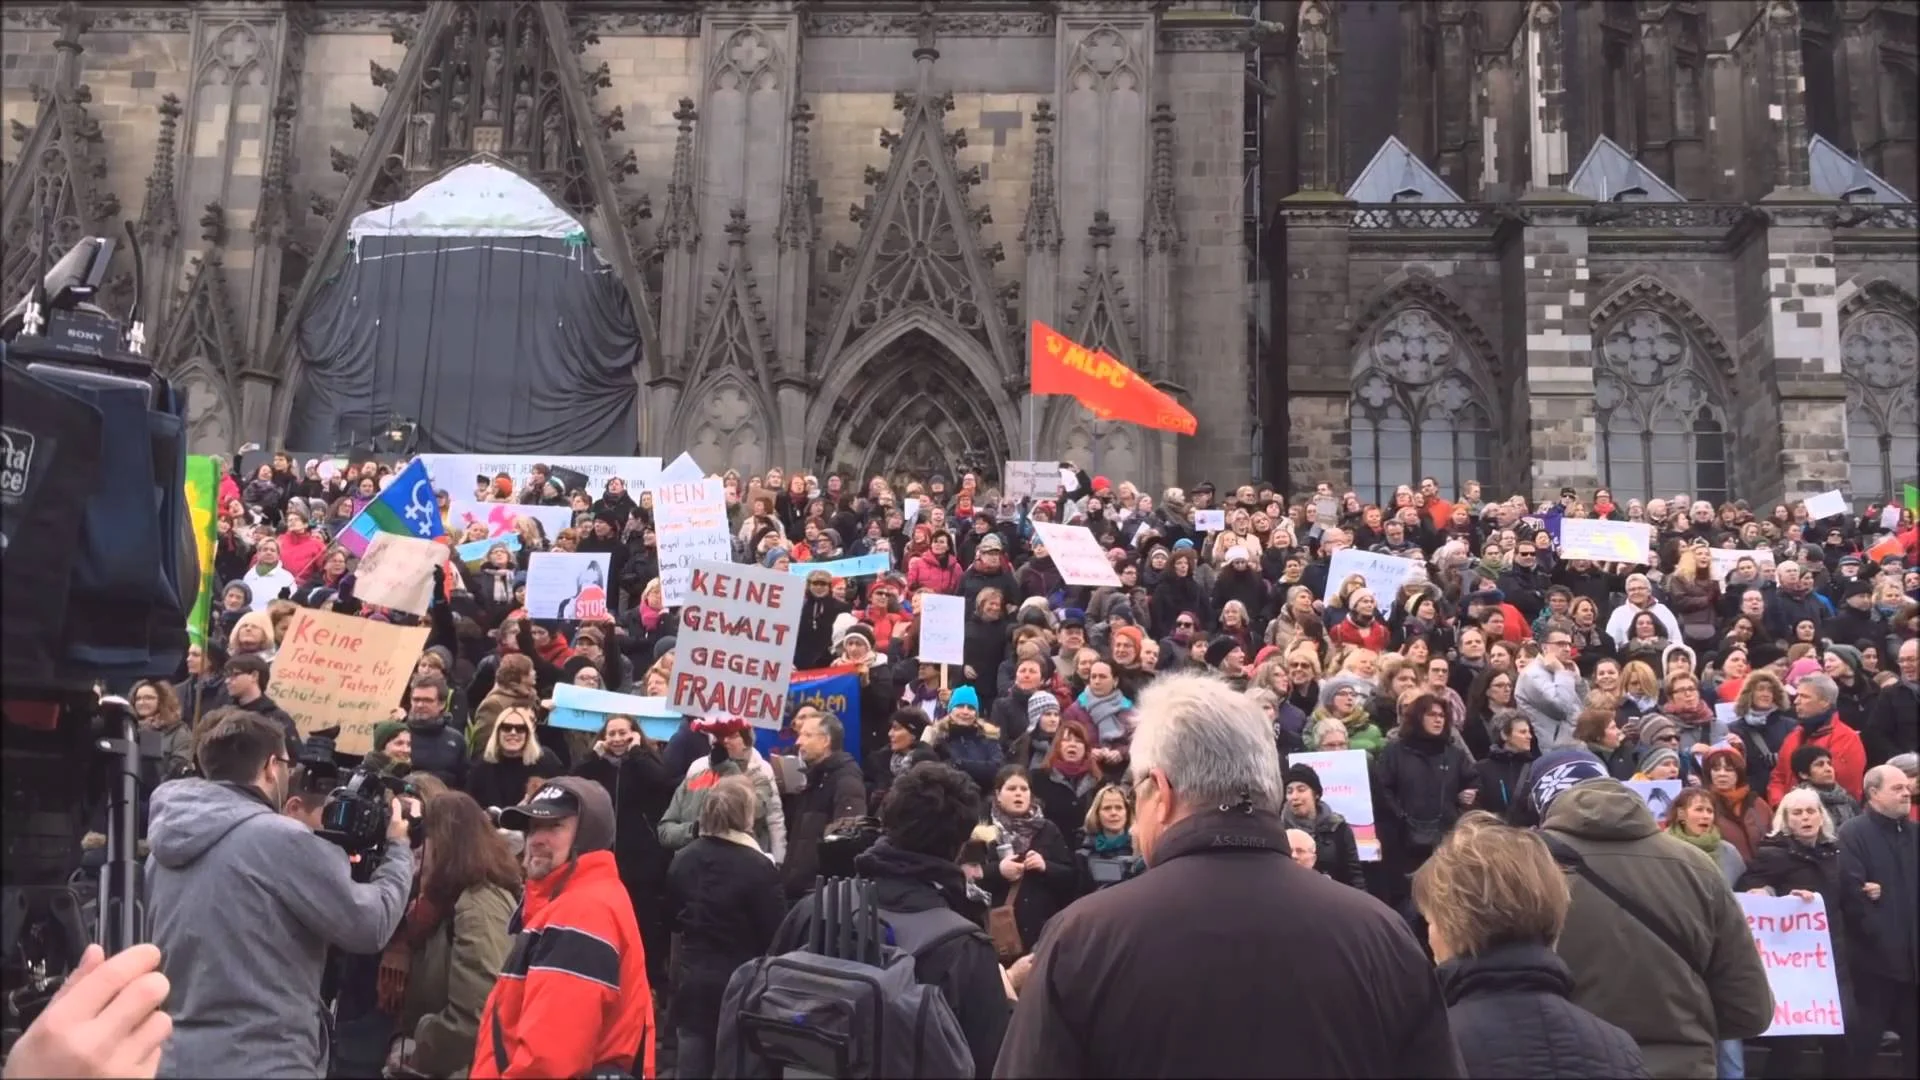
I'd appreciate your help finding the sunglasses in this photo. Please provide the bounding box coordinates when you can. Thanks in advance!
[498,725,530,733]
[1176,621,1194,628]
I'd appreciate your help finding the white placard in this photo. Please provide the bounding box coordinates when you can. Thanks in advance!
[419,454,661,495]
[669,560,806,728]
[659,452,706,484]
[1312,496,1340,522]
[1194,509,1226,532]
[655,478,732,606]
[1286,750,1379,861]
[1004,460,1059,499]
[917,593,967,665]
[1558,518,1653,564]
[353,532,449,616]
[1059,467,1077,491]
[1880,504,1901,531]
[1738,894,1845,1036]
[445,499,576,542]
[1320,548,1423,610]
[1031,522,1121,587]
[1802,489,1848,521]
[524,552,613,621]
[1708,548,1776,582]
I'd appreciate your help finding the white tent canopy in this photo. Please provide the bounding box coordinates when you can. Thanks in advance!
[348,160,586,242]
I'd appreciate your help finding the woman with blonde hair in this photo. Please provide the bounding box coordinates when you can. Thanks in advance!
[1075,784,1141,896]
[463,706,560,811]
[1666,544,1721,646]
[468,653,540,757]
[1412,812,1646,1078]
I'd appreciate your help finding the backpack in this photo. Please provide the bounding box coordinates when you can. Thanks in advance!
[714,877,981,1079]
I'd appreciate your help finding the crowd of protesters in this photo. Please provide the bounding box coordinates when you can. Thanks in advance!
[81,449,1920,1080]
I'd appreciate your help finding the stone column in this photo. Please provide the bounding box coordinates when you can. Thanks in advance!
[772,100,816,465]
[1435,1,1474,195]
[1635,1,1677,186]
[696,4,801,296]
[1294,0,1339,191]
[1396,1,1433,161]
[1278,194,1355,495]
[1054,4,1157,304]
[1762,0,1812,191]
[1522,0,1572,191]
[1505,193,1599,501]
[1021,99,1064,458]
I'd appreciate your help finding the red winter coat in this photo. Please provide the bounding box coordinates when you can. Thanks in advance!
[1767,713,1867,804]
[1328,615,1391,652]
[905,551,965,596]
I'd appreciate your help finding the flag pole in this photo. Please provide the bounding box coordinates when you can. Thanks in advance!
[1026,394,1036,460]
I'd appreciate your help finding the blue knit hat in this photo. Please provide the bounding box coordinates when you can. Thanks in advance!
[948,685,980,711]
[1528,748,1607,819]
[762,547,790,568]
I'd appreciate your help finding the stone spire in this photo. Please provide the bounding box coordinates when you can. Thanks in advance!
[1020,99,1062,254]
[661,98,700,251]
[776,100,815,252]
[1144,102,1181,253]
[136,93,183,250]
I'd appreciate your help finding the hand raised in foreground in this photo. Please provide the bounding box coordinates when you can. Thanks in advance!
[3,943,172,1079]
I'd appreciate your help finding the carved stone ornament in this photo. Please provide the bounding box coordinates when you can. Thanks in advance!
[568,10,701,37]
[309,8,425,35]
[803,10,1054,37]
[0,6,189,32]
[1159,27,1255,52]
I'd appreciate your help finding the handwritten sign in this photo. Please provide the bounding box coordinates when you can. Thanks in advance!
[917,593,966,665]
[1004,460,1059,500]
[1880,504,1902,531]
[1559,518,1653,564]
[273,608,429,755]
[354,532,450,616]
[655,478,731,606]
[659,452,706,484]
[1320,548,1423,611]
[790,553,890,579]
[903,497,921,522]
[670,560,805,728]
[1194,509,1226,532]
[1032,522,1120,587]
[1802,489,1848,521]
[1313,496,1340,523]
[1287,749,1379,861]
[1708,547,1776,582]
[525,552,612,621]
[548,682,672,734]
[446,499,574,542]
[1738,894,1845,1036]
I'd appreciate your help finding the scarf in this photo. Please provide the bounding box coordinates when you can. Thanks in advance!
[1077,687,1134,745]
[1282,801,1337,836]
[1025,729,1055,771]
[1089,830,1132,856]
[1812,783,1858,826]
[889,749,916,777]
[1049,764,1098,803]
[991,801,1046,854]
[1670,824,1722,854]
[1734,711,1778,768]
[377,892,448,1015]
[639,600,663,633]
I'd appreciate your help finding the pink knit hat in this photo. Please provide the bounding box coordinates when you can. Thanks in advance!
[1784,657,1821,689]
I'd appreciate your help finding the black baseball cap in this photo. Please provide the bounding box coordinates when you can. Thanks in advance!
[500,781,581,828]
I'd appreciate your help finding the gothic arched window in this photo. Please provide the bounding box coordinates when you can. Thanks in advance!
[1842,311,1920,501]
[1592,309,1731,505]
[1350,308,1493,506]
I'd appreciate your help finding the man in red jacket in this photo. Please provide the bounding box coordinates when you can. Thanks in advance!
[472,777,655,1078]
[1769,673,1867,804]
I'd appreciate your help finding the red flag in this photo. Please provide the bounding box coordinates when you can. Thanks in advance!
[1029,321,1197,436]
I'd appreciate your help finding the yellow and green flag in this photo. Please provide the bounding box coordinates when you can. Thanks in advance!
[184,454,221,648]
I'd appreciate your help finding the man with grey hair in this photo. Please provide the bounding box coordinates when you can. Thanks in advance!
[1603,573,1681,647]
[1767,672,1868,803]
[994,673,1460,1078]
[1763,560,1825,642]
[1837,763,1916,1076]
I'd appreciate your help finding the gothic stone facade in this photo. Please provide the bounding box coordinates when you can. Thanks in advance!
[0,1,1254,491]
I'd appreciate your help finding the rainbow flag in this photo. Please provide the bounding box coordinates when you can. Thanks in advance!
[334,458,445,556]
[183,455,221,648]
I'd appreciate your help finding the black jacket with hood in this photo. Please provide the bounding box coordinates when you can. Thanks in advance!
[1439,942,1649,1079]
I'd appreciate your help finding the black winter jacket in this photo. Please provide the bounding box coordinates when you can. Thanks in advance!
[666,834,786,1037]
[1736,834,1853,984]
[573,747,677,889]
[780,750,868,899]
[404,714,470,789]
[1438,942,1649,1079]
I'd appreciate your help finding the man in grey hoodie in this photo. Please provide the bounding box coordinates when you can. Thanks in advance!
[145,709,414,1078]
[1514,629,1584,749]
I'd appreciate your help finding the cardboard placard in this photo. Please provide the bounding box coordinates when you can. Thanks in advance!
[1031,521,1121,586]
[1194,509,1226,532]
[790,553,890,579]
[420,454,662,495]
[274,608,430,755]
[1286,749,1379,861]
[445,499,575,542]
[917,593,966,665]
[525,552,613,621]
[1558,518,1653,564]
[548,682,673,733]
[659,452,706,484]
[1004,460,1059,499]
[1739,894,1845,1037]
[354,532,450,616]
[1707,547,1776,582]
[1320,548,1423,611]
[1801,489,1848,521]
[655,478,732,606]
[670,560,806,728]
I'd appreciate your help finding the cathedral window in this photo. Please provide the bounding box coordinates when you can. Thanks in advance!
[1842,311,1920,502]
[1349,307,1493,506]
[1591,309,1732,505]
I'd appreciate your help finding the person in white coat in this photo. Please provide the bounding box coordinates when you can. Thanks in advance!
[1602,573,1682,648]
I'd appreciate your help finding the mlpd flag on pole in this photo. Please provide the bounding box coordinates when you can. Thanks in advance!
[1029,320,1197,436]
[336,458,446,557]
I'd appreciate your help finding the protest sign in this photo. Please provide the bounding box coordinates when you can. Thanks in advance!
[655,478,731,606]
[903,497,921,522]
[1708,547,1776,582]
[1738,894,1845,1036]
[183,455,220,649]
[760,665,864,758]
[659,452,705,484]
[354,532,450,615]
[548,682,672,733]
[1004,460,1058,499]
[1194,509,1226,532]
[419,454,661,495]
[446,499,574,541]
[1881,504,1902,531]
[1288,749,1379,860]
[1313,496,1340,523]
[1625,780,1681,827]
[456,532,520,568]
[1802,489,1848,521]
[525,552,612,620]
[274,608,430,755]
[1320,548,1422,611]
[917,593,967,665]
[791,553,890,579]
[670,560,806,728]
[1032,522,1121,586]
[1559,518,1653,563]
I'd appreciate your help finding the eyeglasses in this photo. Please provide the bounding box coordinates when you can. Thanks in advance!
[274,755,295,770]
[498,725,530,734]
[1547,638,1572,648]
[1175,620,1194,629]
[1516,551,1536,558]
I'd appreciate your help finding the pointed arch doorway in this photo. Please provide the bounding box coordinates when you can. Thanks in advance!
[808,327,1014,490]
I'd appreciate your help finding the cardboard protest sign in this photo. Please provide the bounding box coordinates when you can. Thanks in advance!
[354,532,450,615]
[1320,548,1422,611]
[654,478,731,606]
[659,452,705,484]
[548,682,672,734]
[1004,460,1059,499]
[917,593,966,665]
[670,560,805,728]
[1880,504,1902,531]
[274,608,430,755]
[446,499,574,541]
[1739,894,1845,1036]
[792,553,890,579]
[1194,509,1226,532]
[1032,522,1121,586]
[1312,496,1340,523]
[525,552,612,620]
[1288,749,1379,860]
[1802,489,1848,521]
[1559,518,1653,564]
[1624,780,1681,827]
[1707,547,1776,582]
[903,497,921,522]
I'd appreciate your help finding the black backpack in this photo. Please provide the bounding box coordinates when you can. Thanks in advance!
[715,877,981,1078]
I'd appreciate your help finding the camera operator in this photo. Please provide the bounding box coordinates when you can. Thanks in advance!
[144,708,413,1078]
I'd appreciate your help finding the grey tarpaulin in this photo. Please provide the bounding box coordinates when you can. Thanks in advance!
[287,235,642,454]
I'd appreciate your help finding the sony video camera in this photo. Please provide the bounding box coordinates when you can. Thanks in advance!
[303,746,421,880]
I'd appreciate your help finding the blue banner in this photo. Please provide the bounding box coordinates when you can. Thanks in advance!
[789,553,890,579]
[755,664,863,758]
[456,532,521,567]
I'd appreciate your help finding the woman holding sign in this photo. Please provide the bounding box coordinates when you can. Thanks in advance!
[1736,789,1856,1078]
